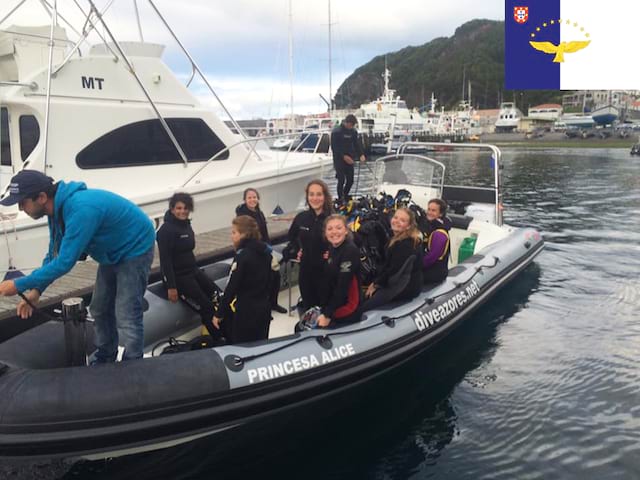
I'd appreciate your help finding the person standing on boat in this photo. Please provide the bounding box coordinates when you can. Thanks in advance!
[287,180,333,310]
[314,215,361,328]
[213,216,272,343]
[422,198,451,285]
[157,192,221,339]
[331,114,366,202]
[235,188,287,314]
[362,207,423,311]
[0,170,155,363]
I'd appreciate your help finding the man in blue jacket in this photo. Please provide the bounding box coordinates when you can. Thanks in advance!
[0,170,155,363]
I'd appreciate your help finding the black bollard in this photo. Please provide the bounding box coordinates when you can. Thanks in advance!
[62,297,88,367]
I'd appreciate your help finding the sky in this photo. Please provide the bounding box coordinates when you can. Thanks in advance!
[2,0,503,119]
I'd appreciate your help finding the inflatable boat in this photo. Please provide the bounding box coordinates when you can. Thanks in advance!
[0,145,543,460]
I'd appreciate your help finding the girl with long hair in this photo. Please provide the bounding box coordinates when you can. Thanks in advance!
[213,215,272,343]
[362,207,423,312]
[287,180,333,309]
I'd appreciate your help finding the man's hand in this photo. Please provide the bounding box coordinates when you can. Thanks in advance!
[359,154,366,163]
[0,280,18,296]
[167,288,179,303]
[16,289,41,319]
[343,155,354,165]
[213,316,222,329]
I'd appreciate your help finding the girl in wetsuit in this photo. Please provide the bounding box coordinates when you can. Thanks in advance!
[422,198,451,285]
[235,188,270,243]
[156,192,220,338]
[287,180,333,309]
[363,207,423,311]
[213,216,273,343]
[235,188,287,314]
[315,215,361,328]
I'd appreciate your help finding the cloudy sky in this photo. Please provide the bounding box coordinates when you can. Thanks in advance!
[3,0,503,119]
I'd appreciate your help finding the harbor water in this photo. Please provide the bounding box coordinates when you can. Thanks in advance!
[6,147,640,479]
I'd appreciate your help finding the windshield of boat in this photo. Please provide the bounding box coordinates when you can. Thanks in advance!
[373,154,444,193]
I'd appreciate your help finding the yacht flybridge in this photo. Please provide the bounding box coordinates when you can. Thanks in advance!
[0,1,331,274]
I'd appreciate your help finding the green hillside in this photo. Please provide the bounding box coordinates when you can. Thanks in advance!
[334,19,564,112]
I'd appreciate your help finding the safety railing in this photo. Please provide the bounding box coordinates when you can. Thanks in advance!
[396,142,503,226]
[181,131,330,188]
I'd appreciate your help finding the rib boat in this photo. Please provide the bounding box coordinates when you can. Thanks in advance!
[0,143,543,460]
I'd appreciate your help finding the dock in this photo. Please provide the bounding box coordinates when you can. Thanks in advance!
[0,215,295,322]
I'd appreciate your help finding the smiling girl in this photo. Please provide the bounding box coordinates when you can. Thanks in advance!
[287,180,333,309]
[314,215,362,328]
[362,207,423,312]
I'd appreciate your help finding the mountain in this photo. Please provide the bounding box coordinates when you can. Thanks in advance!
[333,19,564,112]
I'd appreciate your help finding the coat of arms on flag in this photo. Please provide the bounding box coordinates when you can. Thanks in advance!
[514,6,528,24]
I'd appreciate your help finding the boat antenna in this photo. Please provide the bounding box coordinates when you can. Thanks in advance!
[42,0,59,175]
[133,0,144,42]
[328,0,333,111]
[288,0,293,130]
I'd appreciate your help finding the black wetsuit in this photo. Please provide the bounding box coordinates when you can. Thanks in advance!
[235,203,285,311]
[363,236,423,311]
[217,238,272,344]
[235,203,270,243]
[321,239,362,325]
[156,210,219,337]
[422,217,452,285]
[331,123,364,201]
[287,209,329,309]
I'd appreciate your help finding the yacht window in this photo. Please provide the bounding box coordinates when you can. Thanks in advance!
[19,115,40,161]
[1,108,11,167]
[76,117,228,169]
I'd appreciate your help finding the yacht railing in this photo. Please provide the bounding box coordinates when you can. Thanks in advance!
[0,81,37,90]
[51,0,120,75]
[181,131,328,188]
[396,142,503,226]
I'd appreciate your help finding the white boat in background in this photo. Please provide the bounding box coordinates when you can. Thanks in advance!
[0,2,330,275]
[494,102,523,132]
[528,104,562,121]
[358,67,427,134]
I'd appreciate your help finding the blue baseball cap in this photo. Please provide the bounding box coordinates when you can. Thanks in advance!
[0,170,54,206]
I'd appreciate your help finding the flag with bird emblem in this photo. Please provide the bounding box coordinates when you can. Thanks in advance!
[505,0,637,89]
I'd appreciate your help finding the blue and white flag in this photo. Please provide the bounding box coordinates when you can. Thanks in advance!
[505,0,639,90]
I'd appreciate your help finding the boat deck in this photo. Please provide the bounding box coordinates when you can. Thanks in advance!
[0,215,296,322]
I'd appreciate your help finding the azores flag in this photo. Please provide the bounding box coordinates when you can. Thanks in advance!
[505,0,639,90]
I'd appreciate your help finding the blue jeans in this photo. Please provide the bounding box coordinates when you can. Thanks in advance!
[89,247,154,363]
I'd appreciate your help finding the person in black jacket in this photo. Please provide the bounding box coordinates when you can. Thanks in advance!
[331,114,366,202]
[235,188,270,243]
[287,179,333,310]
[423,198,452,285]
[156,193,219,338]
[315,215,362,328]
[235,188,287,314]
[362,207,423,312]
[213,215,272,343]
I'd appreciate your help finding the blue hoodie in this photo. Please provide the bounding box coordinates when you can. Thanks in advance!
[15,181,155,293]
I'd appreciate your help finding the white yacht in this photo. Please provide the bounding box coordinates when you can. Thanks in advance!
[0,8,331,275]
[494,102,524,132]
[358,67,427,134]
